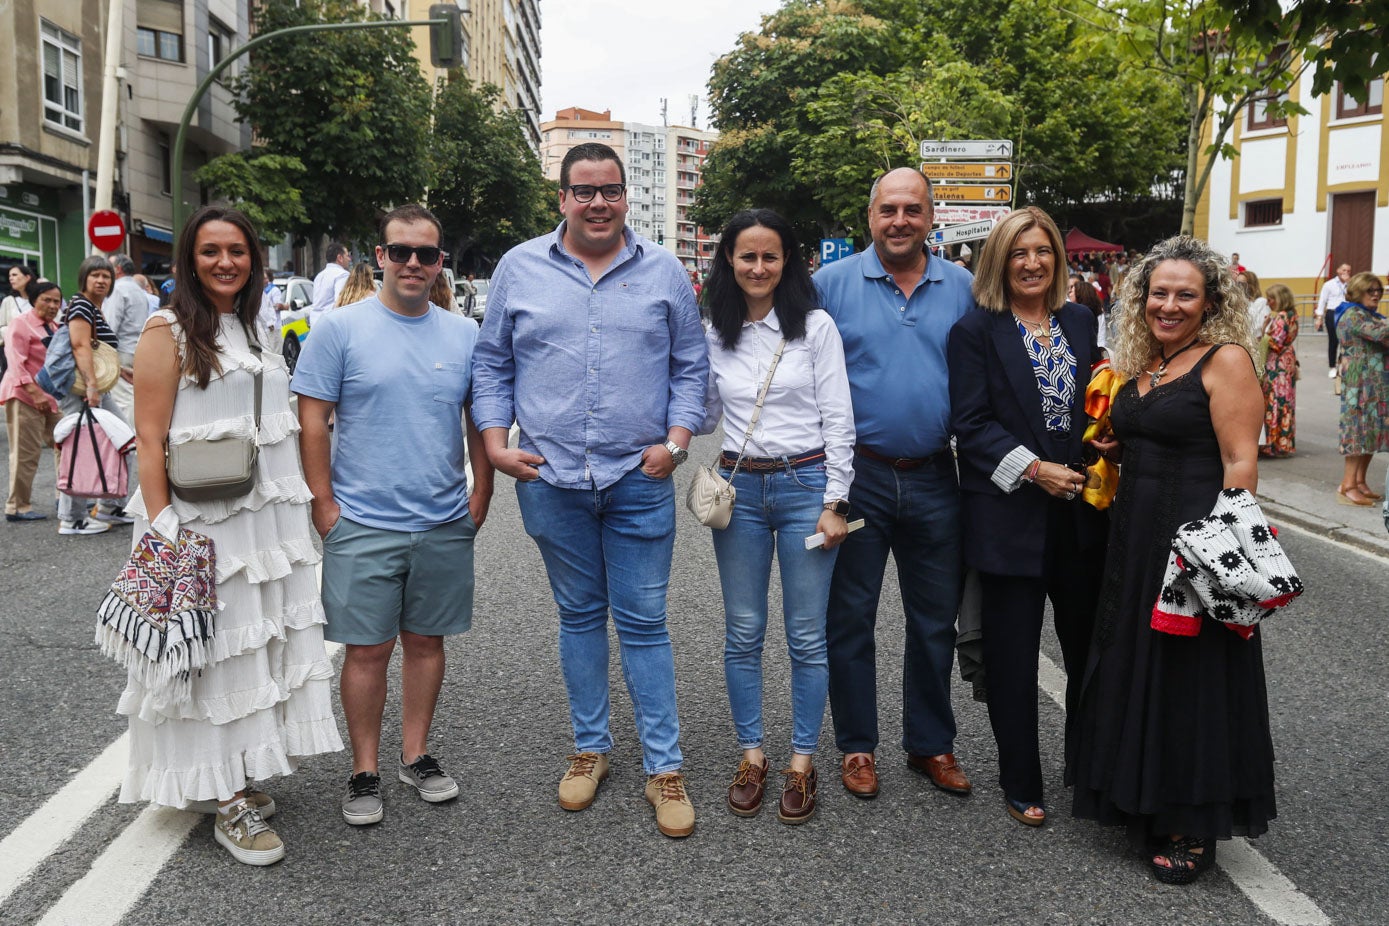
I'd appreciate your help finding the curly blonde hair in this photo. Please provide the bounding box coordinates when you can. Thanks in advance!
[1109,235,1256,378]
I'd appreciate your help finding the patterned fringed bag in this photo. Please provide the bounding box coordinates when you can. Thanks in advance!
[95,528,220,702]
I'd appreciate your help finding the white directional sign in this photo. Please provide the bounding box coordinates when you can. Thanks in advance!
[927,220,996,247]
[933,205,1011,225]
[919,139,1014,159]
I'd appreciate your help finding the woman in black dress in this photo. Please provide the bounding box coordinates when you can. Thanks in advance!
[1067,235,1269,884]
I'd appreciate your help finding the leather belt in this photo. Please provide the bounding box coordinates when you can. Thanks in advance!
[720,449,827,473]
[854,445,950,470]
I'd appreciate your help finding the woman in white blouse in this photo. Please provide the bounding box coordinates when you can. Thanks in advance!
[702,209,855,825]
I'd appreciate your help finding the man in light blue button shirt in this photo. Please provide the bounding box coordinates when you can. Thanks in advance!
[471,143,708,838]
[813,167,977,801]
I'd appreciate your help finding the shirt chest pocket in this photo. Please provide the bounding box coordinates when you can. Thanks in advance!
[768,341,814,393]
[432,361,470,405]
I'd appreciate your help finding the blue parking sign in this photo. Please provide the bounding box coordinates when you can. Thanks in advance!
[820,238,854,264]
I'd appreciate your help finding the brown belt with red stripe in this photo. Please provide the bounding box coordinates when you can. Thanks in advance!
[720,449,827,473]
[854,445,951,470]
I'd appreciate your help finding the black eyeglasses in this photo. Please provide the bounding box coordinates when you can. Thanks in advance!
[382,244,445,265]
[566,183,626,203]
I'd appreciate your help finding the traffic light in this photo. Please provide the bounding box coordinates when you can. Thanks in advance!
[429,4,464,69]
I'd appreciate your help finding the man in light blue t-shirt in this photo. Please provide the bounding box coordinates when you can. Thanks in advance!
[294,204,493,828]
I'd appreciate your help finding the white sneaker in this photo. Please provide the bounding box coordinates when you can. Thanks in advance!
[59,518,111,535]
[1328,368,1338,378]
[93,505,135,524]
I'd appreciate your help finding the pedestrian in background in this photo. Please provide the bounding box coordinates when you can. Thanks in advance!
[1069,276,1106,350]
[296,204,492,828]
[257,269,284,343]
[701,208,854,825]
[132,274,162,316]
[309,242,351,327]
[1238,269,1269,337]
[948,206,1108,827]
[1334,271,1389,506]
[2,280,63,521]
[1,263,37,379]
[334,261,377,308]
[56,255,132,535]
[104,255,147,419]
[813,167,976,801]
[1316,262,1350,379]
[1068,235,1272,886]
[472,142,707,838]
[123,204,342,865]
[1260,283,1299,458]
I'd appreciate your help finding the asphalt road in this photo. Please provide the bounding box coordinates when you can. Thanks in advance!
[1,362,1385,925]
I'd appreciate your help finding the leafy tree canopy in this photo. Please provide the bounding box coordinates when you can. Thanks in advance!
[194,153,308,242]
[226,0,434,250]
[1212,0,1388,101]
[696,0,1188,250]
[428,77,558,273]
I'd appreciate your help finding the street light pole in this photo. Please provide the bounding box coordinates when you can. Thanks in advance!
[170,18,447,249]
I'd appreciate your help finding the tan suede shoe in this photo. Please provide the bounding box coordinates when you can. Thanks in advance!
[645,772,695,838]
[558,752,610,811]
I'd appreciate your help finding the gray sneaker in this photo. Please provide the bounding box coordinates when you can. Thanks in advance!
[399,753,459,803]
[342,771,384,825]
[213,799,284,866]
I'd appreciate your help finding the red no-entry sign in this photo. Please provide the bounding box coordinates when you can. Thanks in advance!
[88,210,126,252]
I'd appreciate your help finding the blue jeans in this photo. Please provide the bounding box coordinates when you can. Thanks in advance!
[516,467,682,775]
[826,454,962,756]
[712,463,836,756]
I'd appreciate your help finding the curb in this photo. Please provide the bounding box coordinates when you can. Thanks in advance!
[1259,496,1389,560]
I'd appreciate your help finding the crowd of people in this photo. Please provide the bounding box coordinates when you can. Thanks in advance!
[0,152,1345,884]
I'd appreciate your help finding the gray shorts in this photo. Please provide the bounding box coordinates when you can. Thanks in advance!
[321,513,477,645]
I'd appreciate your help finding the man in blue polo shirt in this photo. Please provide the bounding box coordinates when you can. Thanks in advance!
[294,204,493,827]
[813,167,977,802]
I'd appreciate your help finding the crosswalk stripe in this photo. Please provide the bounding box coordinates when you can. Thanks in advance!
[1036,652,1330,926]
[0,733,127,906]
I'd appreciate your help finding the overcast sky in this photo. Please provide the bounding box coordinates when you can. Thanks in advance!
[538,0,783,128]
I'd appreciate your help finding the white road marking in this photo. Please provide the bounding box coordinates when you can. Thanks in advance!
[1267,517,1388,564]
[17,641,343,919]
[36,806,200,926]
[0,733,127,905]
[1038,652,1331,926]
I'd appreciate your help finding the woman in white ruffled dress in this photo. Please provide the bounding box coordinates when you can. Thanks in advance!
[126,205,342,865]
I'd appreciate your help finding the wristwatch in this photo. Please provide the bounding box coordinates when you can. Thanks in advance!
[663,440,689,465]
[824,499,850,516]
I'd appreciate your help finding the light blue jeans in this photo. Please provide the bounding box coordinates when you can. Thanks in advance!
[712,462,836,756]
[516,467,682,775]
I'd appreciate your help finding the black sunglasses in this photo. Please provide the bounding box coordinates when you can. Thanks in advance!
[566,183,626,203]
[382,244,446,265]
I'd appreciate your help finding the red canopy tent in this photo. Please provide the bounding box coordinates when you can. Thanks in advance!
[1064,228,1124,255]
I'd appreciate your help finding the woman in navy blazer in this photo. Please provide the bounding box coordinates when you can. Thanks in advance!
[947,207,1109,826]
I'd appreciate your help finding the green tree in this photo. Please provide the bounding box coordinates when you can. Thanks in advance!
[428,77,558,272]
[1071,0,1311,233]
[218,0,434,256]
[194,153,309,241]
[1213,0,1388,102]
[696,0,1187,250]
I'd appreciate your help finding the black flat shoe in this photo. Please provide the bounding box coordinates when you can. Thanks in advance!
[6,511,48,522]
[1151,836,1215,885]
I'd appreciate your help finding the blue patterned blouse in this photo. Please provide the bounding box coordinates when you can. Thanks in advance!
[1015,315,1076,433]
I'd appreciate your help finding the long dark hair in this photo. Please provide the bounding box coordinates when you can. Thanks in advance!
[170,206,264,388]
[702,209,817,349]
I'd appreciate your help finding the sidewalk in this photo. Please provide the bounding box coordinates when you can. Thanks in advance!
[1256,331,1389,558]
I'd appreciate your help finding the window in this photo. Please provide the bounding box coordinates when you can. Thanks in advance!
[137,27,182,61]
[1246,46,1291,131]
[158,137,172,195]
[1337,76,1384,118]
[1245,199,1283,228]
[41,21,83,132]
[208,20,233,69]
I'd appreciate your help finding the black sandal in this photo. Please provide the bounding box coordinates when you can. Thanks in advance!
[1151,836,1216,885]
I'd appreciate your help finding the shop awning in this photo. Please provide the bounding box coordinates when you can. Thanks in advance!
[135,221,173,243]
